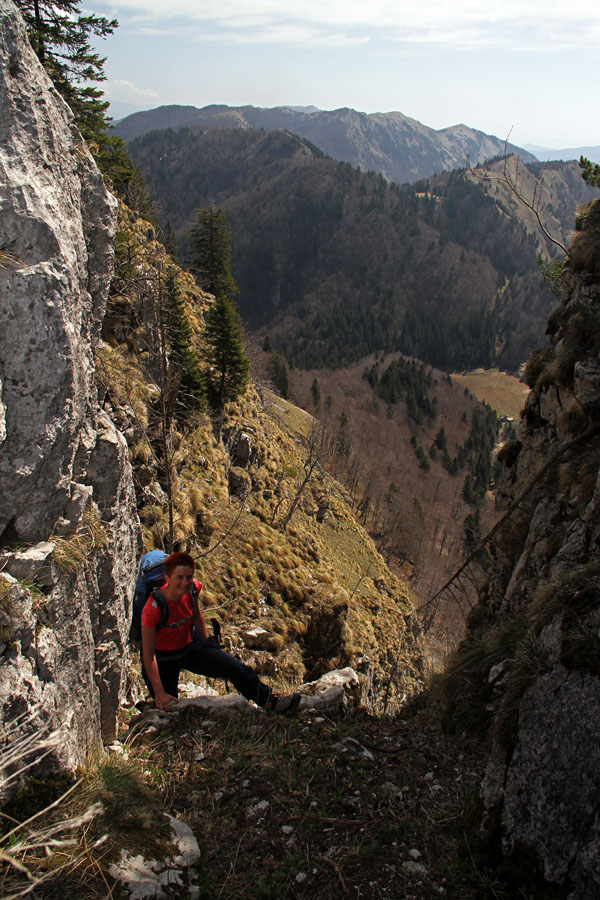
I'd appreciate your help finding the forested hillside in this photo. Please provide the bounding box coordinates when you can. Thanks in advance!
[128,126,559,373]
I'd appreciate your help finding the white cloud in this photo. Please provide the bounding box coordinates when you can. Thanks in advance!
[106,78,159,100]
[138,21,368,47]
[102,0,600,51]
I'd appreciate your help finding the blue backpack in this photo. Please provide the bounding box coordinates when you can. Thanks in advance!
[130,550,169,645]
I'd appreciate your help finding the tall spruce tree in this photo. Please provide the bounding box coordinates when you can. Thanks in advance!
[269,352,289,399]
[310,377,321,410]
[15,0,117,146]
[189,207,249,409]
[189,207,238,299]
[164,266,206,411]
[163,221,179,260]
[204,294,249,409]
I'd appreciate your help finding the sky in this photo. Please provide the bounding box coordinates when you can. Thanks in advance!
[93,0,600,150]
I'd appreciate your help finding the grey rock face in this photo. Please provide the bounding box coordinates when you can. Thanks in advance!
[482,258,600,895]
[0,0,117,541]
[483,668,600,894]
[0,0,140,766]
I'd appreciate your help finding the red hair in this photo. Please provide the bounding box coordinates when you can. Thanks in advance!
[164,552,195,576]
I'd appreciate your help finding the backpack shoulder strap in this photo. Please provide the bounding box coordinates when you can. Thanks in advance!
[150,586,194,632]
[150,587,170,632]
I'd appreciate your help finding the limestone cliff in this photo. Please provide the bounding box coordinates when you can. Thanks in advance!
[465,200,600,897]
[0,0,139,767]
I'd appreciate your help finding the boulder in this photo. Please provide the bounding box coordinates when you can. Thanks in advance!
[228,466,251,498]
[0,542,57,589]
[299,667,360,693]
[233,431,253,466]
[242,626,272,650]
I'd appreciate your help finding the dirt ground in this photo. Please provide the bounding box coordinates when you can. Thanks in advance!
[117,695,504,900]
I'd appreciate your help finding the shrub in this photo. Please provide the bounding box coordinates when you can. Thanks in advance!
[522,347,553,389]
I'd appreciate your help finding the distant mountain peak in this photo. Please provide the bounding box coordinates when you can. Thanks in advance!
[280,105,320,114]
[115,103,535,183]
[521,142,600,163]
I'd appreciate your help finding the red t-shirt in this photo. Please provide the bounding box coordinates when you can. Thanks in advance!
[141,580,202,651]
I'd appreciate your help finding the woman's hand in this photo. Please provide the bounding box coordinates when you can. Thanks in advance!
[154,691,177,712]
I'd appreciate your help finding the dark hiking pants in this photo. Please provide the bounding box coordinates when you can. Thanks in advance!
[142,639,271,707]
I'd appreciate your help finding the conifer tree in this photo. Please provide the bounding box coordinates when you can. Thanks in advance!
[204,294,249,409]
[15,0,117,146]
[188,207,249,410]
[336,411,352,455]
[163,222,179,260]
[310,377,321,410]
[189,207,238,299]
[164,266,206,410]
[579,157,600,188]
[269,352,289,399]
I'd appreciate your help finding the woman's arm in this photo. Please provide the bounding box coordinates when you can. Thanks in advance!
[141,625,178,711]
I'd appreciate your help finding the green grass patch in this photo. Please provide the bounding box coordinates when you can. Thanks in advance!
[451,369,530,419]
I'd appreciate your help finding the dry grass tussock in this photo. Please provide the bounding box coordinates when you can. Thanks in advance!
[0,248,22,269]
[95,342,150,430]
[0,708,105,900]
[50,506,110,573]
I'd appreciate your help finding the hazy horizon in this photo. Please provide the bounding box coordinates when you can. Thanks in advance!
[95,0,600,150]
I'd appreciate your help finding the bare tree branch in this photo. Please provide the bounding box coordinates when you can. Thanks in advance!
[468,133,569,256]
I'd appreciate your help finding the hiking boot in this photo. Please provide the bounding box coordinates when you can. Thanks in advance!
[267,692,301,714]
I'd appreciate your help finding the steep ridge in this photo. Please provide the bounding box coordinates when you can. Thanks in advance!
[444,197,600,897]
[466,156,596,257]
[115,102,535,183]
